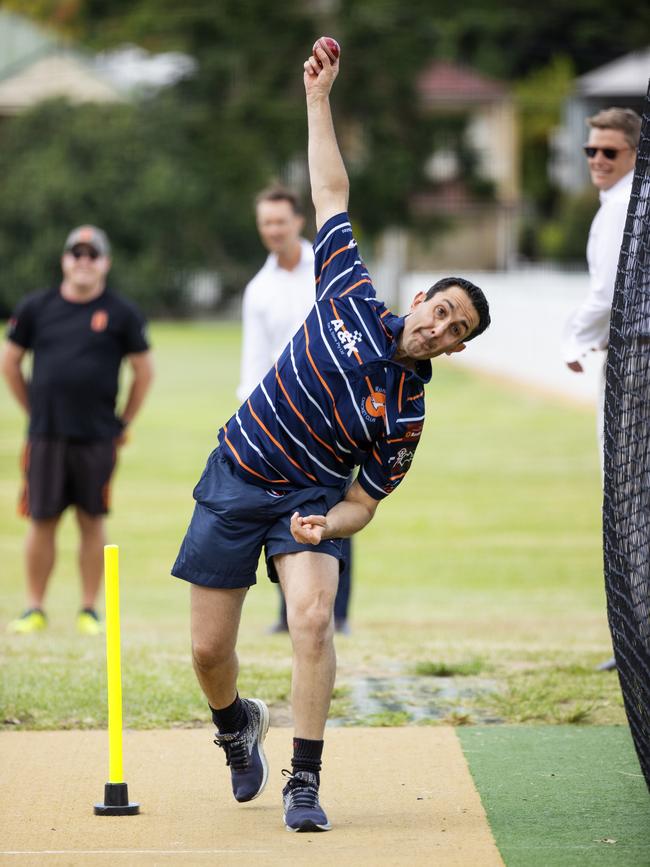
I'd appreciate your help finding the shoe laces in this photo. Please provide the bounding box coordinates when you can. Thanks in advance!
[282,769,320,809]
[214,731,250,772]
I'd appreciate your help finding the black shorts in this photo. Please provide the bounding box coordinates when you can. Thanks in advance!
[20,437,117,520]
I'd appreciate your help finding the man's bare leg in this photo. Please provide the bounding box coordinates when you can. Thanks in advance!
[25,517,60,609]
[75,508,106,610]
[190,584,247,709]
[191,583,269,803]
[275,551,339,738]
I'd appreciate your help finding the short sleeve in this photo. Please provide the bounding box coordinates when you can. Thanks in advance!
[120,301,150,355]
[313,212,375,303]
[6,296,36,349]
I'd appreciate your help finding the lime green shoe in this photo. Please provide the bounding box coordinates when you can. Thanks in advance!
[77,608,103,636]
[7,608,47,634]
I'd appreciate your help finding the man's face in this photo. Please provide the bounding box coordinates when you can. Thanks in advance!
[61,244,111,290]
[585,128,637,191]
[400,286,480,360]
[256,200,304,256]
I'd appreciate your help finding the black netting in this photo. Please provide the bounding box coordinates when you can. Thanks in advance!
[603,80,650,792]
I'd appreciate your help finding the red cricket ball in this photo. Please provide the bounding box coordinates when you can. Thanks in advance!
[312,36,341,65]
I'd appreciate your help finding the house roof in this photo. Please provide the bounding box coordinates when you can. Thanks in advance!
[417,61,507,104]
[576,48,650,97]
[0,10,123,112]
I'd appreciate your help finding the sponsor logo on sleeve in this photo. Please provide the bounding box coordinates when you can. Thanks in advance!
[389,447,415,470]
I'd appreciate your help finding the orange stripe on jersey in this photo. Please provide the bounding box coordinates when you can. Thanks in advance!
[389,472,407,481]
[247,399,318,482]
[316,244,350,284]
[408,391,424,401]
[398,372,405,412]
[303,322,359,448]
[380,309,392,318]
[372,447,382,465]
[223,425,288,485]
[386,436,420,444]
[338,278,372,299]
[275,365,345,463]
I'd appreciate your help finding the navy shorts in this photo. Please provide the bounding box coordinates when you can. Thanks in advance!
[172,447,348,589]
[20,437,117,520]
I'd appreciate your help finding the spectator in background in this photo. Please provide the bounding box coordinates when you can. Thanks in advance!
[239,187,352,634]
[2,225,154,635]
[563,107,641,671]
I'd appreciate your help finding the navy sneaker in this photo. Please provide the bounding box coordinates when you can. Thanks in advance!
[214,698,269,802]
[282,769,331,832]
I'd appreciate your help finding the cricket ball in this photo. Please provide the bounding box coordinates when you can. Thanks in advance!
[312,36,340,65]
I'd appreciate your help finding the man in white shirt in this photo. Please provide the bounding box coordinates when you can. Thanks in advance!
[238,187,352,633]
[563,106,641,671]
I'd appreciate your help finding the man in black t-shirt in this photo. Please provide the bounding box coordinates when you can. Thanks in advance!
[2,225,154,634]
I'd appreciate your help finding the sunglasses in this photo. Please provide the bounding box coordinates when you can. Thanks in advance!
[69,246,100,260]
[583,145,631,160]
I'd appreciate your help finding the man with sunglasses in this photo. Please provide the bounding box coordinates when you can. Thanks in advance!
[2,225,154,635]
[563,107,641,671]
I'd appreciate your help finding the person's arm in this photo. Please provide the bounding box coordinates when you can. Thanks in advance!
[1,340,29,414]
[304,43,349,231]
[563,201,628,372]
[119,350,154,431]
[290,479,378,544]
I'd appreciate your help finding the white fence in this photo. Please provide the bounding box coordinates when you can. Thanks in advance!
[398,269,602,406]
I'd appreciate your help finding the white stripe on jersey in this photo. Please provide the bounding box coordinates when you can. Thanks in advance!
[396,414,425,423]
[289,339,352,454]
[234,411,289,480]
[313,220,351,254]
[259,382,349,480]
[317,263,357,302]
[360,466,386,496]
[349,297,382,357]
[314,304,372,441]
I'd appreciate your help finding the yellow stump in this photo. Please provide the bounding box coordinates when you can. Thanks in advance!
[94,544,139,815]
[105,543,124,784]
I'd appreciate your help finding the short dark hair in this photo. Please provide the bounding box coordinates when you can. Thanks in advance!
[424,276,490,341]
[255,186,304,216]
[587,107,641,151]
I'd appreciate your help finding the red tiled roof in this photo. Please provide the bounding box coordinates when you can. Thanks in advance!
[418,61,507,103]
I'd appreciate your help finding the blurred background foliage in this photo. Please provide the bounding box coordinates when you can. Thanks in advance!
[0,0,648,313]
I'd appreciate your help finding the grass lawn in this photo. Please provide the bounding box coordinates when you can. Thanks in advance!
[0,321,626,729]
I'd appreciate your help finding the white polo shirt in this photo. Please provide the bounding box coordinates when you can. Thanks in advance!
[237,239,315,401]
[563,171,633,362]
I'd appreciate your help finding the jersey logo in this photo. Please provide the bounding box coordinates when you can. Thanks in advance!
[91,310,109,332]
[330,318,362,357]
[362,387,386,420]
[389,447,414,470]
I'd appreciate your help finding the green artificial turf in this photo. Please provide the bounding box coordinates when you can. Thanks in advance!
[459,726,650,866]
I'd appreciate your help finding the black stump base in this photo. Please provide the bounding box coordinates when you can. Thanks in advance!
[94,782,140,815]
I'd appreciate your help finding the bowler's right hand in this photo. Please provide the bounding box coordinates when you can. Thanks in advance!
[304,43,338,99]
[290,511,328,545]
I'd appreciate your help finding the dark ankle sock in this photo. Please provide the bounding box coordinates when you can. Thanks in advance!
[291,737,323,780]
[210,695,247,734]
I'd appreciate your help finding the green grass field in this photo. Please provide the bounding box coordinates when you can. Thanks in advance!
[0,321,626,729]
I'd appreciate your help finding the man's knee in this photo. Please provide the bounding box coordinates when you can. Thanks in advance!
[192,634,234,672]
[288,597,334,649]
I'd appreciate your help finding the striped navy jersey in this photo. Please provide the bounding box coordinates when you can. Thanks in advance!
[218,212,430,500]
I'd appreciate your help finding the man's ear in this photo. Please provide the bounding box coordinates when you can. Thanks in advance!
[445,342,466,356]
[410,291,426,312]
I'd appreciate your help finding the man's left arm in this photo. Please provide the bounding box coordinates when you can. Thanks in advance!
[564,201,628,369]
[290,480,378,544]
[118,350,154,437]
